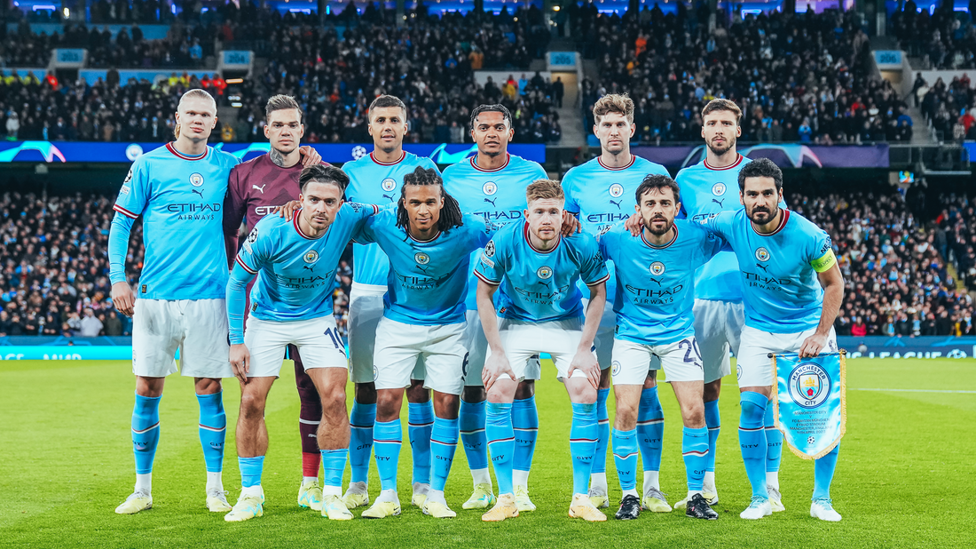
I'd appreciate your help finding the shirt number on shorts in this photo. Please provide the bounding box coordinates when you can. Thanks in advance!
[324,327,342,349]
[461,352,470,379]
[678,338,703,366]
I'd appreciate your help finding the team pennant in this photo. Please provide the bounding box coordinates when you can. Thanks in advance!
[770,351,847,460]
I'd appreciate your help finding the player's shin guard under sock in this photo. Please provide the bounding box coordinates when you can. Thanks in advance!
[813,444,840,501]
[637,386,664,477]
[739,391,769,500]
[612,428,639,494]
[373,419,402,492]
[591,389,610,484]
[239,456,265,490]
[132,393,161,477]
[320,449,347,496]
[570,403,598,496]
[460,398,490,484]
[407,401,434,487]
[512,396,539,483]
[704,399,720,475]
[196,392,226,475]
[349,400,376,485]
[764,401,783,477]
[294,352,322,479]
[682,427,709,492]
[430,417,459,492]
[486,402,514,495]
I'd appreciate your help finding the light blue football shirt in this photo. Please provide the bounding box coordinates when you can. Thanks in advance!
[343,151,440,287]
[598,221,724,345]
[443,153,548,310]
[227,202,378,344]
[676,155,751,302]
[474,221,609,323]
[705,209,836,333]
[111,143,240,300]
[358,210,494,326]
[562,154,670,297]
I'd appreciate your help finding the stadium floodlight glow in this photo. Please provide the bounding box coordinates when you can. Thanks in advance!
[552,5,559,10]
[231,102,243,108]
[226,78,244,84]
[32,5,56,11]
[63,7,69,17]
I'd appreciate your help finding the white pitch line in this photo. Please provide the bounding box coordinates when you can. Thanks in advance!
[853,388,976,394]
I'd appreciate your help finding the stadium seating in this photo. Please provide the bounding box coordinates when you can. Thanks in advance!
[891,2,976,70]
[581,8,907,144]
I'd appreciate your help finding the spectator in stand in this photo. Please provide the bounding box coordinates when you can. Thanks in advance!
[79,307,103,337]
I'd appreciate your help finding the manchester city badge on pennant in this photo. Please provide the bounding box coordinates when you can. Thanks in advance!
[771,351,847,460]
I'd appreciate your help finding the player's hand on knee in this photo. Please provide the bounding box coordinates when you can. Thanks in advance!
[798,333,826,358]
[560,211,581,235]
[229,344,251,383]
[624,213,642,236]
[483,353,513,391]
[111,282,135,317]
[568,351,600,390]
[298,145,321,167]
[275,200,301,219]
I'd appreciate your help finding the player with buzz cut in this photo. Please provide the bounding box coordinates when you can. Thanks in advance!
[223,165,380,522]
[356,167,496,519]
[701,158,845,522]
[342,94,441,511]
[600,175,722,521]
[110,89,240,515]
[477,180,610,523]
[442,103,549,513]
[222,94,327,513]
[561,93,672,512]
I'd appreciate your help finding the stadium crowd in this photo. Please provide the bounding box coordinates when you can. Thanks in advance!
[913,72,976,141]
[581,8,909,144]
[890,0,976,70]
[2,181,975,339]
[790,190,975,338]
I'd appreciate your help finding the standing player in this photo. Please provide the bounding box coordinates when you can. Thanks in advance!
[476,180,609,523]
[223,165,379,522]
[675,98,787,510]
[703,159,844,521]
[561,94,672,511]
[357,168,494,519]
[442,104,548,512]
[222,94,326,512]
[342,95,441,510]
[110,90,238,514]
[599,175,722,521]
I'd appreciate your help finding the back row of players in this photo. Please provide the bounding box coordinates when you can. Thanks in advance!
[109,90,844,523]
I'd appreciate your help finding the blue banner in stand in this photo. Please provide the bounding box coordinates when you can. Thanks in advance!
[837,335,976,359]
[772,352,847,460]
[0,141,546,164]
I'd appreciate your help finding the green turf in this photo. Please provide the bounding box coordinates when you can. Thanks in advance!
[1,358,974,548]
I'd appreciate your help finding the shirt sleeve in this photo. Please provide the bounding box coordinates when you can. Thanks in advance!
[474,235,505,286]
[561,170,580,215]
[579,234,611,286]
[422,157,443,176]
[113,157,149,220]
[108,213,135,285]
[222,164,248,267]
[347,202,382,243]
[703,211,733,240]
[809,229,837,273]
[227,223,269,344]
[597,226,615,264]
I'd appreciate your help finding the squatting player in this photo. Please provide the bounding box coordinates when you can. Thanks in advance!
[600,175,722,521]
[476,180,610,523]
[224,166,379,522]
[561,93,671,511]
[342,95,441,510]
[110,89,239,515]
[356,168,494,519]
[442,104,548,512]
[222,94,327,512]
[703,159,844,522]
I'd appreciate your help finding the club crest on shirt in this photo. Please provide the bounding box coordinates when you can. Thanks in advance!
[415,252,430,265]
[712,182,726,196]
[609,183,624,198]
[537,266,553,279]
[755,247,770,262]
[303,250,319,264]
[650,261,666,276]
[189,173,204,187]
[381,178,396,192]
[483,181,498,195]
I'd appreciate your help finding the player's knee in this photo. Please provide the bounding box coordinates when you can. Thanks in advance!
[323,385,346,409]
[239,393,266,420]
[567,378,596,404]
[680,402,705,428]
[514,380,535,400]
[355,382,377,404]
[462,385,486,403]
[703,380,721,402]
[643,371,658,389]
[614,402,639,430]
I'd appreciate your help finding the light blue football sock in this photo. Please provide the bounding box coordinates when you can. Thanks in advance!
[637,386,664,474]
[373,419,402,492]
[430,417,459,492]
[704,399,721,473]
[682,426,709,492]
[512,396,539,476]
[238,456,264,488]
[813,444,840,501]
[612,428,638,492]
[131,393,161,475]
[486,402,514,495]
[764,401,783,473]
[739,391,769,500]
[569,402,598,496]
[348,400,375,485]
[408,401,434,486]
[196,392,226,473]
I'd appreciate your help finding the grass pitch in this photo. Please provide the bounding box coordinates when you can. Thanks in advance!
[1,357,974,548]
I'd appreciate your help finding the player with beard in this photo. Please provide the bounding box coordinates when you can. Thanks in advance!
[223,94,325,512]
[342,95,441,511]
[674,99,785,511]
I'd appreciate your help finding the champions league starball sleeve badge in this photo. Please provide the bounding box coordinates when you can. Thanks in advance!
[770,351,847,460]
